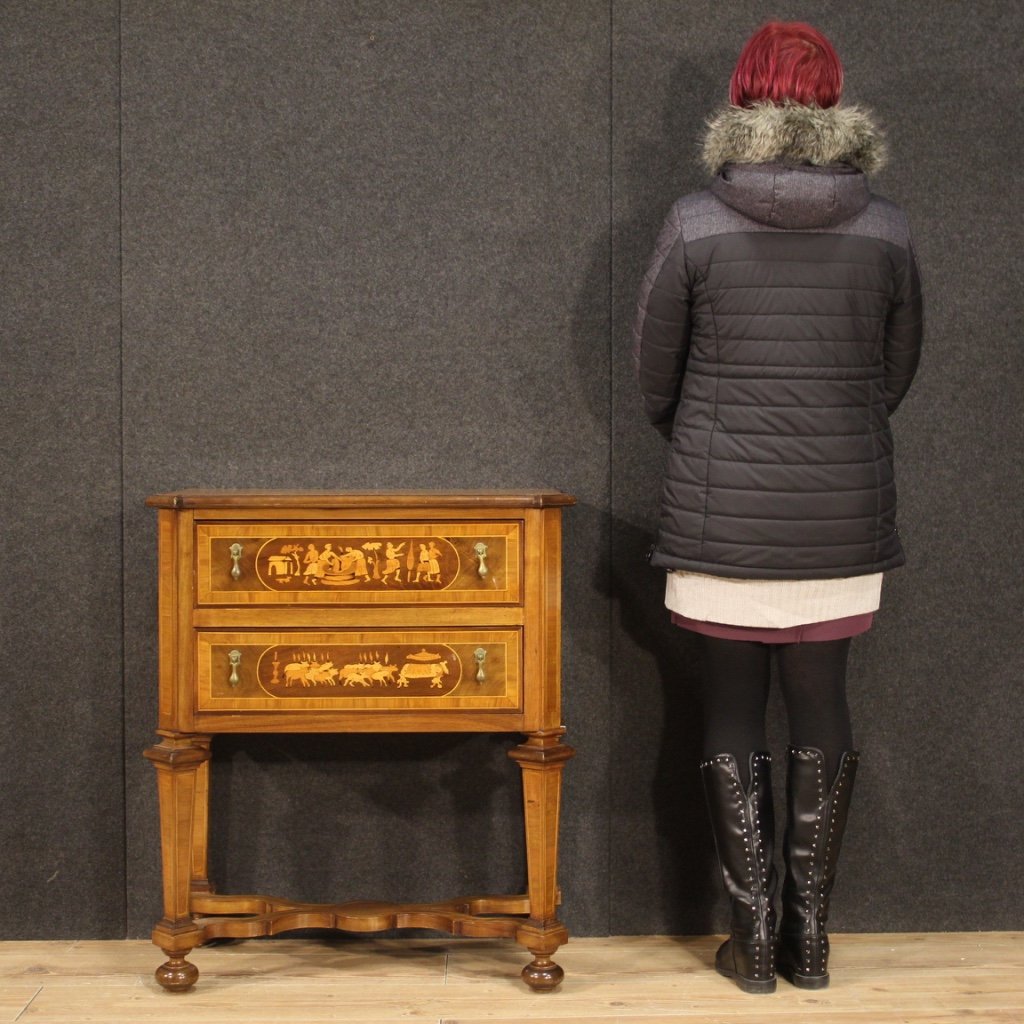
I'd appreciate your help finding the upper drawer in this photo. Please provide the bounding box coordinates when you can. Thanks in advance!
[196,521,521,606]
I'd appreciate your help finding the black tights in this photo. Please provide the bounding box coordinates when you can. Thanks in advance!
[699,634,854,787]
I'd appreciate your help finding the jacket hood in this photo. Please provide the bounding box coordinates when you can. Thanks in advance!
[701,103,887,230]
[710,162,872,229]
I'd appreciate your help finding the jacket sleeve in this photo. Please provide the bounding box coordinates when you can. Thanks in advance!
[631,201,692,438]
[883,229,923,415]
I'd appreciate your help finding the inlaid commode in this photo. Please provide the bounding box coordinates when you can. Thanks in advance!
[144,491,574,991]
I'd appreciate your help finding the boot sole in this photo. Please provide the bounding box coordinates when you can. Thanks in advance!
[716,963,777,994]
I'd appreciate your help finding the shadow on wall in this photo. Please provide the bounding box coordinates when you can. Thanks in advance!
[566,50,726,935]
[208,731,522,912]
[605,512,719,936]
[569,217,721,934]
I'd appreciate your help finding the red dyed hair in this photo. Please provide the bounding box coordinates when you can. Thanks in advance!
[729,22,843,108]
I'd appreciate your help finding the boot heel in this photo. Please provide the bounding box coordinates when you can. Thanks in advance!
[715,936,776,993]
[778,954,829,989]
[785,970,829,990]
[718,965,777,994]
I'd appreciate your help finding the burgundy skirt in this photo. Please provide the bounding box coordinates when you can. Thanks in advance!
[671,611,874,644]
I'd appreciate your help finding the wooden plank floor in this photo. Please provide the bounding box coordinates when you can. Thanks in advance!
[0,934,1020,1023]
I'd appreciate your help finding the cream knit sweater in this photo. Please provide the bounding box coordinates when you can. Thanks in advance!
[665,571,883,628]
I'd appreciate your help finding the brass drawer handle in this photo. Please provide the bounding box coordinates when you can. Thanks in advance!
[228,543,244,580]
[473,541,489,579]
[474,647,487,683]
[228,649,242,687]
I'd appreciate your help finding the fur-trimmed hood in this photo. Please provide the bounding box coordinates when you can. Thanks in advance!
[701,102,887,175]
[700,103,887,229]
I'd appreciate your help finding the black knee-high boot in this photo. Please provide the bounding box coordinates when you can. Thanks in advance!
[778,746,859,989]
[700,752,777,994]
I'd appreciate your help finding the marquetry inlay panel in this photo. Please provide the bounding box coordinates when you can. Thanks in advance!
[196,521,521,605]
[196,629,520,711]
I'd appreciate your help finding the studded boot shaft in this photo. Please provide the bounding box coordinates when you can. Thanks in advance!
[700,752,778,994]
[779,746,859,989]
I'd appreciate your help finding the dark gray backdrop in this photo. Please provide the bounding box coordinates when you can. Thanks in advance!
[2,0,1020,941]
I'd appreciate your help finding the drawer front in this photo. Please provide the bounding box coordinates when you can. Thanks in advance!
[196,630,521,713]
[196,522,521,606]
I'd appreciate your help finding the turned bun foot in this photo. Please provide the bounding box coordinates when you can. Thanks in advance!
[522,956,564,991]
[155,952,199,991]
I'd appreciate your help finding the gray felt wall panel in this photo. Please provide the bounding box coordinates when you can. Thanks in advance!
[120,0,612,938]
[0,1,123,937]
[2,0,1021,941]
[610,0,1023,934]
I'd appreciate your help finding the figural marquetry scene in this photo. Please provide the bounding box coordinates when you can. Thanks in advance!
[197,522,521,604]
[197,632,519,712]
[264,539,453,587]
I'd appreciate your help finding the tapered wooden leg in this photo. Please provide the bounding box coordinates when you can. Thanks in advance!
[144,734,212,991]
[508,728,575,991]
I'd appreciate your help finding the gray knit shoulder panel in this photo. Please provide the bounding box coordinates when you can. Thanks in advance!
[678,189,908,248]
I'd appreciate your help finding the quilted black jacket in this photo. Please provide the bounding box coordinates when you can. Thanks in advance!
[632,104,923,580]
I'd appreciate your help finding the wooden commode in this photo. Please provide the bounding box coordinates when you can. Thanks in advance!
[144,490,575,991]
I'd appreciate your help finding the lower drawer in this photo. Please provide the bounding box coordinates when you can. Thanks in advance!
[196,630,521,714]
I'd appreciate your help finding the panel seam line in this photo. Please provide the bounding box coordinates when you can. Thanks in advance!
[118,0,129,940]
[606,0,614,939]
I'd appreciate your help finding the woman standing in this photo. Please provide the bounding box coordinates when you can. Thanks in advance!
[632,23,922,994]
